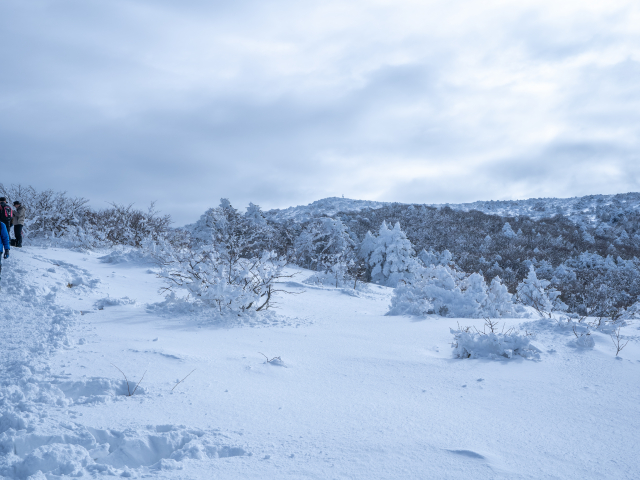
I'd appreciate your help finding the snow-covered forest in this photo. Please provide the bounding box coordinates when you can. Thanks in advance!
[1,183,639,479]
[3,184,640,321]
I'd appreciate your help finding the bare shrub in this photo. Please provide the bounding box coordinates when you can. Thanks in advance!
[610,328,629,356]
[111,364,146,396]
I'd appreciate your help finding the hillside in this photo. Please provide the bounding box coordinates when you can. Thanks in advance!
[265,197,389,223]
[265,192,640,224]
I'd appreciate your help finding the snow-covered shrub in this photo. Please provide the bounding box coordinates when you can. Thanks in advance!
[84,202,172,247]
[0,184,171,248]
[450,328,540,359]
[291,216,373,288]
[158,245,286,315]
[573,329,595,348]
[185,197,300,259]
[303,269,369,291]
[155,203,290,316]
[0,184,89,241]
[418,248,453,267]
[98,247,156,265]
[389,264,482,317]
[388,264,521,318]
[621,301,640,320]
[516,266,567,317]
[149,201,293,316]
[245,202,267,226]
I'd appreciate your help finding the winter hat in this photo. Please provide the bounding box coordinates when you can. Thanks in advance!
[13,201,21,205]
[0,197,6,202]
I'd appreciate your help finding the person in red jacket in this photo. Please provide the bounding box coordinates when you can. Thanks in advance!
[0,197,12,236]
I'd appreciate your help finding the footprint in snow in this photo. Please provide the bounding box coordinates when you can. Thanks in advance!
[446,449,485,460]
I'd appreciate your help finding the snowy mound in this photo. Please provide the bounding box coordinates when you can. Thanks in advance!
[98,249,154,265]
[94,296,136,309]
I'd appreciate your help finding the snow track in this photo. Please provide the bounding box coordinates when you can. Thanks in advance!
[0,250,247,479]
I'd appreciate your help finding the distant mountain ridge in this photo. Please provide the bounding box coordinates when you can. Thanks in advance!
[266,192,640,223]
[266,197,390,222]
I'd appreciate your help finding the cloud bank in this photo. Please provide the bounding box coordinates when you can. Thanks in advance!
[1,0,639,223]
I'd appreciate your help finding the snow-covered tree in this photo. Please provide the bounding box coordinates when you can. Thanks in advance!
[458,273,489,316]
[294,217,354,271]
[419,248,453,267]
[188,199,284,259]
[368,222,417,287]
[188,198,241,246]
[358,230,378,281]
[502,222,517,239]
[516,266,567,317]
[482,276,516,317]
[245,202,267,226]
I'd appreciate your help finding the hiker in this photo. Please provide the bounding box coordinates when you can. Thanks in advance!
[12,201,25,248]
[0,197,12,236]
[0,221,9,282]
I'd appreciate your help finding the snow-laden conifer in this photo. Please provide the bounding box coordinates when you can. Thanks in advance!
[501,222,517,239]
[294,217,354,271]
[368,222,417,287]
[482,276,516,317]
[245,202,267,226]
[516,266,567,317]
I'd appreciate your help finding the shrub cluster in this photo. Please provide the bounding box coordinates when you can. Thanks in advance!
[0,184,171,248]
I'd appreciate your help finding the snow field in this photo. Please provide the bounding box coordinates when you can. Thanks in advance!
[1,247,639,479]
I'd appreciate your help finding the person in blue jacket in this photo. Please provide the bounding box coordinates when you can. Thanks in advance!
[0,221,9,282]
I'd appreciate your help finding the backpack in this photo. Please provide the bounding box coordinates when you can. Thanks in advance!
[0,204,13,223]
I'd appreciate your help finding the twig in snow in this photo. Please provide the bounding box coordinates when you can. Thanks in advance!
[610,328,629,356]
[483,317,499,333]
[111,363,146,396]
[171,369,196,392]
[456,321,471,333]
[258,352,285,366]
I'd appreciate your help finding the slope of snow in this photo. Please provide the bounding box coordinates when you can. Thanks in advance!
[1,247,639,479]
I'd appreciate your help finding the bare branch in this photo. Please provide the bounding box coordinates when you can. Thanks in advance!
[610,328,629,356]
[171,369,196,392]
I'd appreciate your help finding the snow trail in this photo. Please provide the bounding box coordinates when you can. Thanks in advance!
[0,249,247,479]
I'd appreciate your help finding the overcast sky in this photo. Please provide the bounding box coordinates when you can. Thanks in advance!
[1,0,639,224]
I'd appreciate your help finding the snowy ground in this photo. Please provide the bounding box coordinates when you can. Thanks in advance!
[1,247,639,479]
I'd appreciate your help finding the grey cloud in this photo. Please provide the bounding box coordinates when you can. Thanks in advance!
[383,140,640,206]
[2,1,640,224]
